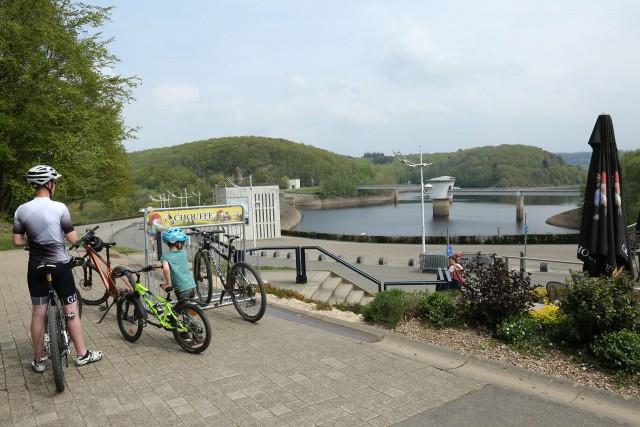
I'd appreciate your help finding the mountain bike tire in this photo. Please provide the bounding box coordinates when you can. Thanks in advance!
[47,305,65,392]
[116,294,145,342]
[72,262,108,306]
[229,261,266,322]
[193,251,213,305]
[172,302,211,354]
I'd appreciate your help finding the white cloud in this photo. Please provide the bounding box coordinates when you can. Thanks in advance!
[150,85,200,109]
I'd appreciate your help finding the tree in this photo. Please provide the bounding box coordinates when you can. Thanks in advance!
[0,0,139,215]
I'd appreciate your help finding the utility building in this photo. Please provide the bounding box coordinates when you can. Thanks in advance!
[215,185,281,241]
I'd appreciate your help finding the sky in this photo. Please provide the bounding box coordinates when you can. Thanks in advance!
[86,0,640,157]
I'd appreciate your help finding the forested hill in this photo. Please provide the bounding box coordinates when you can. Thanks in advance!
[129,137,586,198]
[423,145,586,188]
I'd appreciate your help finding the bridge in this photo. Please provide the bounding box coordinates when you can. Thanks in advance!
[356,185,581,220]
[356,185,581,197]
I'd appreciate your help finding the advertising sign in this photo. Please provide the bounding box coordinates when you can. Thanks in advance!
[145,205,245,232]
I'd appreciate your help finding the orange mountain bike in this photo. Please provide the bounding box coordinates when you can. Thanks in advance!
[69,226,134,323]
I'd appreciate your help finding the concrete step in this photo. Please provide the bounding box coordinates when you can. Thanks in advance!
[329,283,354,305]
[345,288,365,306]
[260,268,373,306]
[312,276,342,302]
[298,271,332,299]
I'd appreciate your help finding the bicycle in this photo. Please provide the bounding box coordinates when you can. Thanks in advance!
[115,266,212,354]
[190,228,266,322]
[69,226,134,322]
[39,263,80,392]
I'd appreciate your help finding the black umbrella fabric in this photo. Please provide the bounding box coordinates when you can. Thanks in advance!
[577,114,633,277]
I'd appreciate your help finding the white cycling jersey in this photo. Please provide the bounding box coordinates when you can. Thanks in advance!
[13,197,74,263]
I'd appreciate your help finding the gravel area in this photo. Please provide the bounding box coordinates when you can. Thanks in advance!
[267,295,639,400]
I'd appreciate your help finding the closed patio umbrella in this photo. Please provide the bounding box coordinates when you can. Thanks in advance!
[577,114,633,277]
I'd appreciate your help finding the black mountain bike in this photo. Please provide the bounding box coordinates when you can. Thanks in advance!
[191,229,266,322]
[39,263,81,392]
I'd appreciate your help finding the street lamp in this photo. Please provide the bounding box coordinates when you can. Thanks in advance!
[394,146,432,254]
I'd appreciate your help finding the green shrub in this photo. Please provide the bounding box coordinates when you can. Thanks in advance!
[419,291,459,328]
[496,314,544,343]
[402,291,426,319]
[560,271,640,344]
[362,289,405,328]
[460,254,537,329]
[591,329,640,375]
[543,314,580,347]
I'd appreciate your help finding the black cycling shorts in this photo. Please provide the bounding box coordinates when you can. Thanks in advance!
[27,259,78,306]
[175,288,196,302]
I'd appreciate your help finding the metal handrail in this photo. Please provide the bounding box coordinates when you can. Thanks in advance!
[244,245,450,293]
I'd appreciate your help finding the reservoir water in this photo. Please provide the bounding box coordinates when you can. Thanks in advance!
[292,193,580,237]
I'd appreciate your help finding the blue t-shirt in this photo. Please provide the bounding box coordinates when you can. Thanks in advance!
[160,249,196,292]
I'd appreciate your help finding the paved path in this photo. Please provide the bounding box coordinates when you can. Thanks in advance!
[1,248,639,426]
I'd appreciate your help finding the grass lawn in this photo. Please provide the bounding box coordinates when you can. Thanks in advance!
[0,220,15,251]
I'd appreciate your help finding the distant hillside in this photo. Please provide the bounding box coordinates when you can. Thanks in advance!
[556,152,591,170]
[128,136,399,199]
[129,138,587,196]
[418,145,587,188]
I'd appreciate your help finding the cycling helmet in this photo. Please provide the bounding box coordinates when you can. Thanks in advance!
[27,165,61,187]
[162,227,188,244]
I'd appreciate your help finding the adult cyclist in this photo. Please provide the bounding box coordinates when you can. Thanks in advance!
[12,165,103,372]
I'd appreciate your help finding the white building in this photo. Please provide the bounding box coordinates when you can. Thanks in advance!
[287,178,301,190]
[215,185,281,241]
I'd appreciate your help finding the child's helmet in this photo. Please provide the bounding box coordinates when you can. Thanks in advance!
[162,227,187,244]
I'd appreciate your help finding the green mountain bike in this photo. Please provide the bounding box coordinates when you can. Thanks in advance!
[115,266,211,354]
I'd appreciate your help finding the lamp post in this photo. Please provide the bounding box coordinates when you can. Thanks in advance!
[394,146,432,254]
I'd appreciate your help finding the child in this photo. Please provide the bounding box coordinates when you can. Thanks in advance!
[448,254,465,290]
[152,227,198,342]
[154,227,196,301]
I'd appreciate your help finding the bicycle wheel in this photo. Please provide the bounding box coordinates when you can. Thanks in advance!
[172,303,211,354]
[229,261,266,322]
[193,251,213,304]
[116,294,145,342]
[47,304,65,392]
[72,261,108,306]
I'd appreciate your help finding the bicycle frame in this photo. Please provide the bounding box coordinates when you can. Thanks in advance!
[77,243,129,297]
[198,231,238,288]
[71,226,134,323]
[133,282,186,332]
